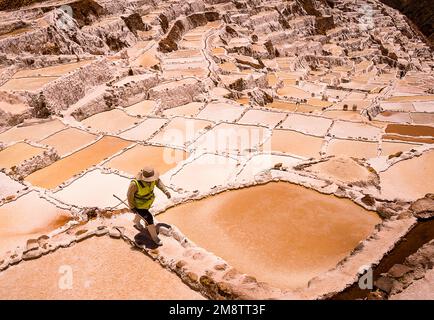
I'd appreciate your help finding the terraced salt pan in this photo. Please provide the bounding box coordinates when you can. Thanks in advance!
[52,170,132,208]
[385,124,434,137]
[131,49,159,68]
[270,129,324,158]
[0,119,66,143]
[0,142,45,170]
[329,121,382,141]
[0,173,24,199]
[382,134,434,144]
[104,144,187,176]
[163,68,207,78]
[169,154,239,192]
[81,109,139,134]
[374,112,411,123]
[123,100,156,117]
[380,141,419,156]
[380,102,415,112]
[295,104,324,114]
[219,62,239,73]
[380,150,434,201]
[322,111,364,122]
[11,61,92,78]
[326,139,378,159]
[334,99,370,111]
[0,192,70,256]
[413,101,434,113]
[150,117,212,147]
[0,77,58,91]
[190,123,270,154]
[411,113,434,125]
[237,109,286,128]
[25,136,132,189]
[235,154,301,183]
[0,100,29,115]
[266,100,298,112]
[277,85,310,99]
[159,182,381,290]
[196,102,245,123]
[0,237,204,300]
[165,49,202,59]
[0,61,92,91]
[119,118,168,141]
[162,102,204,117]
[304,157,374,184]
[280,114,332,137]
[386,95,434,103]
[40,128,97,157]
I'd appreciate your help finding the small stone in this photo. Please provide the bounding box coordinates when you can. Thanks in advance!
[96,227,108,237]
[367,290,386,300]
[149,249,159,258]
[9,252,22,265]
[59,239,75,248]
[223,268,240,281]
[273,162,283,169]
[214,263,227,271]
[37,235,50,247]
[199,275,216,289]
[187,272,198,282]
[76,231,95,242]
[217,282,233,297]
[242,275,257,284]
[375,276,394,294]
[176,260,187,269]
[377,205,396,219]
[0,260,9,271]
[23,248,42,260]
[192,252,204,260]
[25,239,39,253]
[361,194,375,207]
[109,228,121,239]
[41,243,58,254]
[409,196,434,219]
[388,264,412,278]
[5,195,15,201]
[397,211,413,220]
[75,229,88,236]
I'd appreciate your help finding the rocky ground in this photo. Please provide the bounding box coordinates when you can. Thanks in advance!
[0,0,433,299]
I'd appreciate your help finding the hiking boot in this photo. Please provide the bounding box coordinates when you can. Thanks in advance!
[134,223,145,232]
[147,224,162,246]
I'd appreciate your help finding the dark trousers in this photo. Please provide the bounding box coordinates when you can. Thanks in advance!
[134,208,154,225]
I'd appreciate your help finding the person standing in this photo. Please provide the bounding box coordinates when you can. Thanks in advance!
[127,167,171,246]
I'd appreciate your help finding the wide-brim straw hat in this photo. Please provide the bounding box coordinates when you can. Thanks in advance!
[136,166,159,182]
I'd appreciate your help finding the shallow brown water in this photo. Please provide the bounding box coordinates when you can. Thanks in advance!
[382,134,434,144]
[104,144,187,175]
[0,192,70,256]
[25,136,132,189]
[0,237,204,300]
[160,182,380,290]
[0,142,45,170]
[271,129,323,158]
[385,124,434,137]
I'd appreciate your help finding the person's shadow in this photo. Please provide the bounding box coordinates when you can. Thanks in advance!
[133,223,172,250]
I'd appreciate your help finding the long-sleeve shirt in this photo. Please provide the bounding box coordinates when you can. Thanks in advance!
[127,179,169,209]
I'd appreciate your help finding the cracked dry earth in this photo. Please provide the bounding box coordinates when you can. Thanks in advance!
[0,0,433,300]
